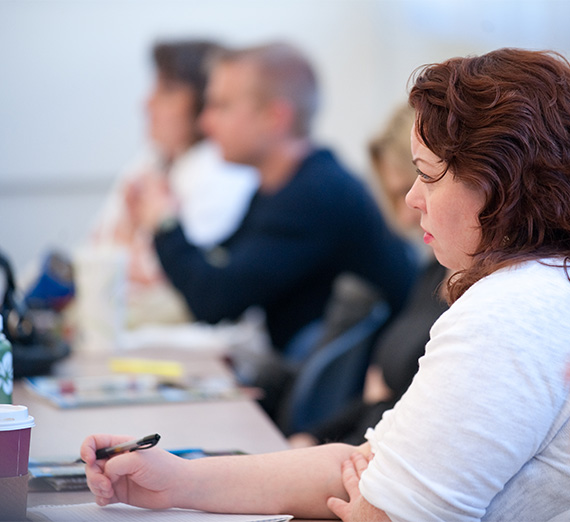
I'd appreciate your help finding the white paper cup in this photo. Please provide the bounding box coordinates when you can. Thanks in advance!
[74,246,128,352]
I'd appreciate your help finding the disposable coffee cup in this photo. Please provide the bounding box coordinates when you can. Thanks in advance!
[0,405,35,521]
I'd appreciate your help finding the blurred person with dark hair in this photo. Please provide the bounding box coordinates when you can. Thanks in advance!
[91,40,258,327]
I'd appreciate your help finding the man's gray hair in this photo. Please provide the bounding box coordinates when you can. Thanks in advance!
[212,42,319,137]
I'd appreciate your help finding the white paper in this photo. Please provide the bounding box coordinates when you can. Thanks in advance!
[27,502,293,522]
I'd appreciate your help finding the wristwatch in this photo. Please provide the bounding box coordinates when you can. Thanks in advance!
[155,214,179,235]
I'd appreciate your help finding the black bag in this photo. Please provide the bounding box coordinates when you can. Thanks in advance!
[0,250,71,378]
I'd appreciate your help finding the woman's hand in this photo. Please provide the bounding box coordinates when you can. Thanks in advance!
[80,434,184,509]
[327,451,391,522]
[126,173,177,233]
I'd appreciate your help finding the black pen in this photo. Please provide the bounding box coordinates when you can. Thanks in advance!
[95,433,161,460]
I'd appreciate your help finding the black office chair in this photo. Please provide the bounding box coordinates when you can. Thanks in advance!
[279,301,390,435]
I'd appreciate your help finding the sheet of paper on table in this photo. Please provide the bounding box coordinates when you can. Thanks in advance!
[27,502,293,522]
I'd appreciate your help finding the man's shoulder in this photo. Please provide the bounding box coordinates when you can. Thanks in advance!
[299,148,356,178]
[294,148,369,199]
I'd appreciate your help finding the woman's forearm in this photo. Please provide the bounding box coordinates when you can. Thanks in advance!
[175,443,362,518]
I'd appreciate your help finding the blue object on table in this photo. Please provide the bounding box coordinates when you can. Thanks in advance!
[25,251,74,310]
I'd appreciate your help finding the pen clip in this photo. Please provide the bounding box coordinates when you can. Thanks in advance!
[135,433,161,451]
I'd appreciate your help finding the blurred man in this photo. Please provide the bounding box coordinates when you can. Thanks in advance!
[131,42,417,352]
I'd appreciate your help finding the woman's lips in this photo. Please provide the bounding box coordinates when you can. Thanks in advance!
[423,231,434,244]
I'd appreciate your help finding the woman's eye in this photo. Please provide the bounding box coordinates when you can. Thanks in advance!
[416,168,431,181]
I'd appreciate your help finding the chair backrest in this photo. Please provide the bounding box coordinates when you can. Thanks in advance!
[282,318,325,365]
[281,301,390,435]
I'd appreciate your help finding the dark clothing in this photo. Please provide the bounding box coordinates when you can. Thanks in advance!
[308,260,449,445]
[374,259,448,395]
[154,149,418,350]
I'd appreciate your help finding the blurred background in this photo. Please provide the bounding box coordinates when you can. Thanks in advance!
[1,0,570,274]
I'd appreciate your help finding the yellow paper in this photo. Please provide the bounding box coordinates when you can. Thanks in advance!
[109,358,184,378]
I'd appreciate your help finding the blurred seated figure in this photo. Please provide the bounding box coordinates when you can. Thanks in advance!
[89,40,258,328]
[289,104,449,447]
[128,42,418,354]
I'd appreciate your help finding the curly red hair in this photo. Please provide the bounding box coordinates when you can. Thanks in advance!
[409,48,570,302]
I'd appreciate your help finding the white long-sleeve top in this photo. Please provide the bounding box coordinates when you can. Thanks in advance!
[94,140,259,248]
[361,260,570,522]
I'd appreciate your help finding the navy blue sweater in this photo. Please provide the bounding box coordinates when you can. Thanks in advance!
[155,149,418,350]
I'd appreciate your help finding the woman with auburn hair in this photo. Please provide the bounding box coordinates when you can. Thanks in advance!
[410,47,570,301]
[81,48,570,522]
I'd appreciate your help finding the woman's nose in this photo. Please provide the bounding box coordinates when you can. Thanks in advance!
[405,177,424,212]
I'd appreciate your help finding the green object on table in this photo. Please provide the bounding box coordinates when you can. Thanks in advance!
[0,316,13,404]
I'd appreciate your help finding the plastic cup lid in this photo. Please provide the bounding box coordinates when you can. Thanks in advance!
[0,405,35,431]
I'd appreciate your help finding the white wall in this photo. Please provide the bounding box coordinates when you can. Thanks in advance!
[1,0,570,274]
